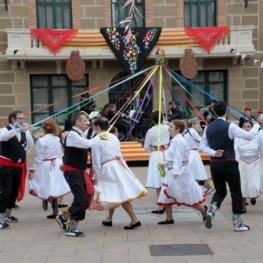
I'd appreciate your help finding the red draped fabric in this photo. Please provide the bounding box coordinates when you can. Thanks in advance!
[184,26,230,54]
[30,29,78,54]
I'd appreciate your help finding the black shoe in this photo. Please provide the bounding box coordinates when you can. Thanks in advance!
[58,204,68,208]
[124,221,141,230]
[55,215,68,231]
[47,214,57,219]
[0,221,10,229]
[251,198,256,205]
[65,229,84,237]
[158,219,174,225]
[152,209,165,214]
[102,220,112,227]
[202,205,208,222]
[4,215,18,223]
[243,208,247,213]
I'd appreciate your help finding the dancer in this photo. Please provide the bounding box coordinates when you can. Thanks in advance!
[235,120,262,212]
[28,119,71,219]
[55,111,104,237]
[157,119,206,225]
[200,101,260,232]
[184,117,214,194]
[144,111,170,214]
[0,110,33,229]
[91,117,148,229]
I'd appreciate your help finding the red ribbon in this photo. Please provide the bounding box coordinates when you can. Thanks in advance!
[184,26,230,54]
[0,157,26,202]
[30,29,78,54]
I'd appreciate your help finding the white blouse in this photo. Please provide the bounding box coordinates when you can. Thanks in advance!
[166,134,190,176]
[92,133,122,179]
[30,133,63,171]
[144,124,170,153]
[183,128,201,150]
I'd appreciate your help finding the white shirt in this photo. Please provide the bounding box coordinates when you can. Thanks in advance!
[184,128,201,150]
[0,125,33,161]
[91,133,122,179]
[65,126,99,149]
[30,133,63,171]
[200,117,260,157]
[144,124,170,153]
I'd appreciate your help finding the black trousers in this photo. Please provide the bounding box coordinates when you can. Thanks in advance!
[64,171,87,221]
[210,161,243,214]
[0,166,22,213]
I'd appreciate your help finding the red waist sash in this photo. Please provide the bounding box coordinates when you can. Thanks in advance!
[62,164,94,209]
[0,157,27,202]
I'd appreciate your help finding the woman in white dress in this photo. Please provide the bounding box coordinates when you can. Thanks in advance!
[91,118,148,229]
[157,119,206,224]
[28,119,71,219]
[234,120,262,213]
[144,111,170,214]
[184,118,214,194]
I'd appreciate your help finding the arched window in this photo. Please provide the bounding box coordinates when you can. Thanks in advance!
[111,0,145,27]
[184,0,217,27]
[36,0,73,29]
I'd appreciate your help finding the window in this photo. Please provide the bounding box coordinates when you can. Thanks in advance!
[111,0,145,27]
[184,0,217,27]
[36,0,72,29]
[30,74,89,125]
[172,70,227,110]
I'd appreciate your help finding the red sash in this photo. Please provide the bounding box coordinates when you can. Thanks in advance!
[62,164,94,209]
[0,157,27,202]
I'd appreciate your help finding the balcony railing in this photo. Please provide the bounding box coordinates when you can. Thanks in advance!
[4,26,255,62]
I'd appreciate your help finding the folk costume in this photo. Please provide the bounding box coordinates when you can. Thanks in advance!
[157,133,205,207]
[235,136,262,199]
[200,117,259,231]
[92,133,148,211]
[184,128,207,181]
[29,134,71,200]
[0,125,33,228]
[144,124,170,188]
[56,126,100,237]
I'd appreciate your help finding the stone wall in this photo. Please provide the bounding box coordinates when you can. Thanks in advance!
[226,0,260,114]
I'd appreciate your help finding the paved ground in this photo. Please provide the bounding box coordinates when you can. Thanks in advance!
[1,164,263,263]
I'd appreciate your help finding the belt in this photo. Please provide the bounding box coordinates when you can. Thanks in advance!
[190,148,198,151]
[43,158,56,171]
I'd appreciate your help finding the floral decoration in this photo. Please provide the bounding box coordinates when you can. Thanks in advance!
[106,28,120,51]
[143,28,159,49]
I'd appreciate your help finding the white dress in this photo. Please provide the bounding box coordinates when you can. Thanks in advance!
[92,133,148,211]
[144,124,170,188]
[157,134,205,207]
[235,136,262,198]
[184,128,207,180]
[29,134,71,200]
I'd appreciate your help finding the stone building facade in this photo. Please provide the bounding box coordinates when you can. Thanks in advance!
[0,0,262,125]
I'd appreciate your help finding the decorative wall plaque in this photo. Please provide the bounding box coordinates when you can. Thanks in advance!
[66,50,85,81]
[179,49,198,79]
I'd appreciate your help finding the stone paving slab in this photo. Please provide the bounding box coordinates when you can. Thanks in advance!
[1,165,263,263]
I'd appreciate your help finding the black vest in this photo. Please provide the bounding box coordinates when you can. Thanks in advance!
[206,119,235,160]
[63,129,88,171]
[0,126,27,162]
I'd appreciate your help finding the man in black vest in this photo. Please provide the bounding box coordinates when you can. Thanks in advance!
[200,101,259,232]
[55,111,103,237]
[0,110,33,229]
